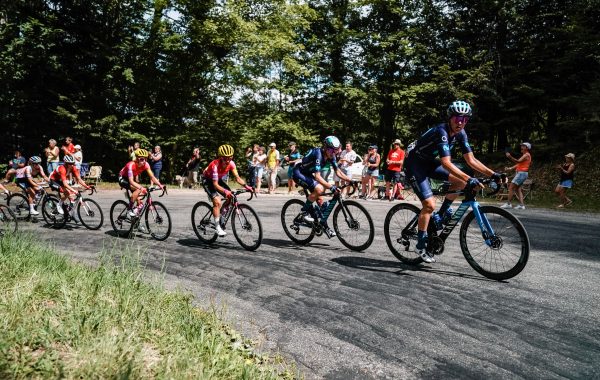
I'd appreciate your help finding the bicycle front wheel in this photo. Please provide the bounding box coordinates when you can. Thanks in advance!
[231,204,263,251]
[384,203,423,264]
[7,193,30,220]
[78,198,104,230]
[281,199,315,245]
[0,205,18,236]
[191,201,217,243]
[332,200,374,251]
[145,201,171,241]
[110,200,134,238]
[460,205,530,280]
[41,195,67,229]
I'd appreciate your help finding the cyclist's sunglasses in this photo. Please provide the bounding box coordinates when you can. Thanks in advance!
[325,147,341,155]
[137,157,146,161]
[452,115,470,124]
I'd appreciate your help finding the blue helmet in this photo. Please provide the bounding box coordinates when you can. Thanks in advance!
[323,136,341,149]
[447,100,473,117]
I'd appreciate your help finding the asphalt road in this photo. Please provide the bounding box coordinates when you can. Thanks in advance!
[15,189,600,379]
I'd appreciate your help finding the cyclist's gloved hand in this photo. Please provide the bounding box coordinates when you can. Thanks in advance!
[224,189,233,198]
[244,185,253,192]
[466,177,482,189]
[330,185,339,193]
[140,187,148,195]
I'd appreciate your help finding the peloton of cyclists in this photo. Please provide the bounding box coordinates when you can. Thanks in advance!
[404,100,502,263]
[14,156,49,215]
[201,144,254,237]
[49,155,94,217]
[118,148,164,217]
[292,136,354,239]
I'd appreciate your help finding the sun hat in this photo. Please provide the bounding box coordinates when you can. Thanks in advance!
[565,153,575,161]
[269,142,276,147]
[520,142,531,150]
[368,145,378,150]
[392,139,402,146]
[74,144,81,150]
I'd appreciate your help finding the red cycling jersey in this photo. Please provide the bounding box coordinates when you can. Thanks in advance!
[119,161,151,178]
[202,159,238,181]
[50,165,80,183]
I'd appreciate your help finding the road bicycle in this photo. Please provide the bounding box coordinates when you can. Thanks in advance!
[6,182,57,221]
[0,204,18,236]
[191,189,262,251]
[110,186,171,240]
[281,182,374,251]
[42,186,103,230]
[383,177,530,280]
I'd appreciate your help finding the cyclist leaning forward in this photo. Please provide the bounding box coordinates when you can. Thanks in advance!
[202,144,254,237]
[118,148,164,217]
[49,155,94,217]
[292,136,353,239]
[15,156,49,215]
[404,100,502,263]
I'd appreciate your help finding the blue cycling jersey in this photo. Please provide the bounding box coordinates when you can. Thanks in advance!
[409,123,473,161]
[295,148,338,174]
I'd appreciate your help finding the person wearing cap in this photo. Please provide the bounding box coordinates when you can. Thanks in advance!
[404,100,501,264]
[334,141,357,198]
[284,142,302,194]
[555,153,575,208]
[73,144,83,172]
[385,139,405,200]
[266,143,280,194]
[501,142,532,210]
[360,145,381,199]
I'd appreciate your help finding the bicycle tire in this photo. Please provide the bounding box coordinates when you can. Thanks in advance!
[7,193,30,220]
[77,198,104,230]
[332,200,374,251]
[459,205,530,280]
[45,196,68,229]
[41,195,61,226]
[0,204,18,236]
[384,203,424,264]
[231,204,263,251]
[191,201,218,243]
[145,201,172,241]
[281,199,315,245]
[110,200,134,238]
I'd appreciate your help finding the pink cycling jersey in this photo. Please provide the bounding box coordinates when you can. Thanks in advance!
[202,159,238,181]
[119,161,150,178]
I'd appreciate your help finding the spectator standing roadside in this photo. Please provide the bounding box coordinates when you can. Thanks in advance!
[150,145,163,180]
[73,144,83,171]
[266,143,280,194]
[501,142,532,210]
[334,141,357,198]
[385,139,405,200]
[555,153,575,208]
[45,139,60,174]
[253,146,267,192]
[186,147,201,189]
[361,145,380,199]
[3,150,26,183]
[245,144,258,188]
[285,141,302,194]
[61,136,75,158]
[128,142,140,161]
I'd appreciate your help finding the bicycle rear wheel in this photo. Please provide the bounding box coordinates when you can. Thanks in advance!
[231,204,262,251]
[191,201,217,243]
[332,200,374,251]
[78,198,104,230]
[384,203,423,264]
[110,200,134,238]
[145,201,171,241]
[0,205,17,236]
[460,205,530,280]
[7,193,30,220]
[281,199,315,245]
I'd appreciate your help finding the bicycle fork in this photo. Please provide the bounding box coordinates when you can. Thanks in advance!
[470,202,497,247]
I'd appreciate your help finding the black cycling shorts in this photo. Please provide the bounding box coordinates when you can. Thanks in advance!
[202,178,231,199]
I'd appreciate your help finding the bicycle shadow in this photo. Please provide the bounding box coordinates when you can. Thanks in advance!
[260,238,341,251]
[331,256,504,283]
[177,238,237,250]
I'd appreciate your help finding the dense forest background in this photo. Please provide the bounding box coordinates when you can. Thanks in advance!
[1,0,599,180]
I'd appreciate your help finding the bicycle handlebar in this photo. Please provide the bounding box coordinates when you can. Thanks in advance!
[146,186,167,197]
[232,188,255,201]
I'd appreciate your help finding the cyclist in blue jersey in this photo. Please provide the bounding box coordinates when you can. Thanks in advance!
[404,100,501,263]
[292,136,353,238]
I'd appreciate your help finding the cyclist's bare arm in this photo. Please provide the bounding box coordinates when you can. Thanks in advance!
[463,152,495,177]
[75,174,91,190]
[440,156,470,182]
[146,168,163,188]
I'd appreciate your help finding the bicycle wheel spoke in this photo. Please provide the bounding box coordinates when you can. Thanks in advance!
[333,200,374,251]
[78,199,103,230]
[145,201,171,241]
[384,203,423,264]
[192,202,217,243]
[281,199,315,245]
[231,204,262,251]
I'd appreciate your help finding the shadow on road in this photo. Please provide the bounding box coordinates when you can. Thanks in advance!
[259,237,341,251]
[176,238,236,250]
[332,256,503,282]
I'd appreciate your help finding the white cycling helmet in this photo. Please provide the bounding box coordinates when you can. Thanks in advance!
[447,100,473,117]
[63,155,76,164]
[30,156,42,164]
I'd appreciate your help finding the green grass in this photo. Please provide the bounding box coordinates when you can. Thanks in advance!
[0,234,297,379]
